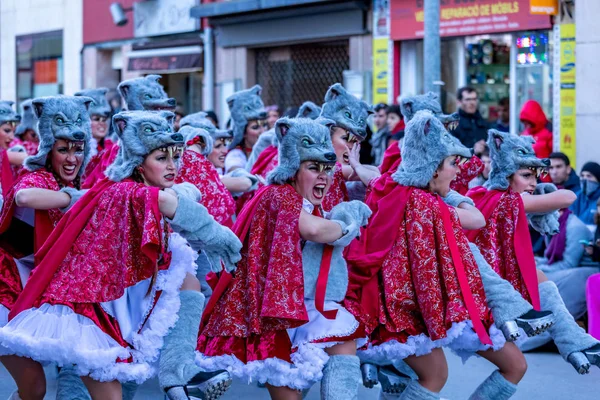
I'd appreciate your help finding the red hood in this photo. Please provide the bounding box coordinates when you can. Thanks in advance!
[519,100,548,134]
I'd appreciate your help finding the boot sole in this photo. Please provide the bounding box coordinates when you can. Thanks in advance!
[568,352,591,375]
[360,363,378,388]
[378,369,410,394]
[187,372,232,400]
[501,315,555,342]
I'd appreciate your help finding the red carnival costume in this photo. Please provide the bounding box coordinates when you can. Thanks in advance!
[322,163,349,212]
[82,144,119,188]
[9,138,38,156]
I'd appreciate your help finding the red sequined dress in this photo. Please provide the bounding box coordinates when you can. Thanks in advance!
[0,179,197,383]
[196,184,363,389]
[177,150,235,227]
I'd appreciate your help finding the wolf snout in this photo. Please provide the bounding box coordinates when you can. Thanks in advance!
[72,132,85,140]
[258,111,267,120]
[542,158,551,166]
[167,98,177,107]
[171,133,184,142]
[324,152,337,161]
[15,115,22,122]
[468,148,475,156]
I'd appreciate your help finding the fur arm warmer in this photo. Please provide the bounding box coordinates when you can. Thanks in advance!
[227,168,261,196]
[59,187,89,213]
[443,189,475,208]
[327,201,372,247]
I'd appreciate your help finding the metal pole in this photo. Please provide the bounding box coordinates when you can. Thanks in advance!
[423,0,441,97]
[203,26,214,111]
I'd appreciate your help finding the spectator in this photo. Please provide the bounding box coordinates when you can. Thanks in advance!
[174,103,185,131]
[265,105,280,129]
[452,87,489,151]
[585,199,600,340]
[386,104,405,142]
[584,198,600,262]
[468,147,491,188]
[519,100,553,159]
[204,110,219,128]
[370,103,389,165]
[494,97,510,132]
[549,152,580,191]
[571,162,600,225]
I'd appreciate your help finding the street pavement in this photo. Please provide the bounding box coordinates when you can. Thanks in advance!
[1,348,598,399]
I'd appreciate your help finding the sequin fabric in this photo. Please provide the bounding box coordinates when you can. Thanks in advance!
[322,163,348,212]
[451,156,484,195]
[82,144,119,188]
[176,150,235,227]
[41,181,165,303]
[366,188,492,345]
[83,139,114,180]
[251,145,279,178]
[199,184,307,361]
[0,170,62,310]
[471,190,532,303]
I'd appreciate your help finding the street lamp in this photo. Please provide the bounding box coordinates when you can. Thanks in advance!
[110,3,132,26]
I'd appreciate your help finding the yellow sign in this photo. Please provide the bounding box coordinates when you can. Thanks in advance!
[372,38,388,105]
[530,0,558,15]
[559,24,576,167]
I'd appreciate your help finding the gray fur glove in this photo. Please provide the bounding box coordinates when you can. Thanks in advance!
[171,182,201,202]
[227,169,263,196]
[327,200,372,247]
[59,187,89,213]
[527,183,560,235]
[443,189,474,208]
[8,145,26,153]
[168,195,242,273]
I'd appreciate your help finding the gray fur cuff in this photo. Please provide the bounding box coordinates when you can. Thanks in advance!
[443,189,474,208]
[229,169,260,191]
[329,219,359,247]
[167,194,204,234]
[59,187,88,213]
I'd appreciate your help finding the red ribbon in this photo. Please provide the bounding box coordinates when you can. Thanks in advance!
[186,136,204,147]
[312,207,338,319]
[437,196,492,345]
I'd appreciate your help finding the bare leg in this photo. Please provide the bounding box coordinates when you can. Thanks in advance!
[477,342,527,384]
[325,340,356,356]
[266,384,302,400]
[80,377,122,400]
[403,348,447,393]
[0,355,46,400]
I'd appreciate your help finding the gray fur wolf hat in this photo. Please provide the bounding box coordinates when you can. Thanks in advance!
[393,109,471,188]
[180,111,232,141]
[105,110,184,182]
[319,83,372,140]
[117,75,176,111]
[226,84,266,150]
[178,125,214,156]
[74,88,111,117]
[296,101,322,120]
[15,100,37,137]
[485,129,550,191]
[400,92,459,130]
[24,96,94,175]
[267,117,337,185]
[0,101,21,125]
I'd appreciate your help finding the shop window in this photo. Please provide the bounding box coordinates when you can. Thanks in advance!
[16,30,63,104]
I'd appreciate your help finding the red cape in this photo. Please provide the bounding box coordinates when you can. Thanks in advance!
[0,149,14,200]
[450,156,484,195]
[250,145,279,177]
[82,144,119,188]
[466,187,540,310]
[10,178,164,319]
[379,142,401,174]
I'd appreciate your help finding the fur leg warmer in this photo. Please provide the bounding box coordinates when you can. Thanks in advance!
[122,382,139,400]
[195,251,213,302]
[159,290,205,393]
[468,370,516,400]
[56,366,90,400]
[539,281,599,372]
[398,381,439,400]
[321,355,361,400]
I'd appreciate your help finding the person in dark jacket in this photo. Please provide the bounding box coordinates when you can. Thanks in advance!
[550,152,580,192]
[571,161,600,225]
[452,87,489,150]
[493,97,510,132]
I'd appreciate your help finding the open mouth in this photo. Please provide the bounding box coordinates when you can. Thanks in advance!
[342,152,349,164]
[164,173,175,181]
[313,183,326,200]
[63,165,77,175]
[444,121,459,131]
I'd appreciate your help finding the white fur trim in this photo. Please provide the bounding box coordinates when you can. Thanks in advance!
[0,232,197,383]
[0,304,10,356]
[447,324,506,363]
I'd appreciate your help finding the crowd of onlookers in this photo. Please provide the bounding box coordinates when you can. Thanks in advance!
[371,86,600,344]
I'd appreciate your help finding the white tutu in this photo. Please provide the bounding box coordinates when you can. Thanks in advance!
[195,299,366,390]
[0,232,197,383]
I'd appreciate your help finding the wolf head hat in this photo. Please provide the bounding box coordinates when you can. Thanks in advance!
[320,83,372,140]
[485,129,550,191]
[24,96,93,175]
[117,75,176,111]
[400,92,459,130]
[296,101,322,120]
[0,101,20,125]
[74,88,111,117]
[267,117,337,185]
[180,111,232,141]
[227,85,266,150]
[393,110,472,188]
[14,100,37,138]
[105,111,184,182]
[178,125,214,157]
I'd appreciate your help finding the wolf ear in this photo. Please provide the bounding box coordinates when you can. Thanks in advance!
[146,74,162,83]
[492,134,504,150]
[98,87,109,96]
[324,83,344,102]
[423,120,431,136]
[31,99,46,119]
[366,103,374,115]
[5,101,14,107]
[275,118,293,141]
[118,83,130,100]
[77,96,94,111]
[159,110,176,127]
[250,85,262,96]
[401,99,413,119]
[426,91,439,101]
[112,114,129,137]
[317,117,335,131]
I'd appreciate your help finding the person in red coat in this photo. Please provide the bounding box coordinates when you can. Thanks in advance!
[519,100,553,159]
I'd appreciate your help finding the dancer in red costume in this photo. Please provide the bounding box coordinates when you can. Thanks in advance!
[0,101,28,209]
[346,111,527,400]
[0,110,241,400]
[11,100,39,156]
[467,129,600,375]
[196,117,372,400]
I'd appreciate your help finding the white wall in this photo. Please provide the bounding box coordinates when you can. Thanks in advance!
[576,0,600,168]
[0,0,83,101]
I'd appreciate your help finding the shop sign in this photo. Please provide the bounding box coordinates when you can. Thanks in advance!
[128,54,202,72]
[372,38,389,104]
[559,23,576,166]
[529,0,558,15]
[390,0,552,40]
